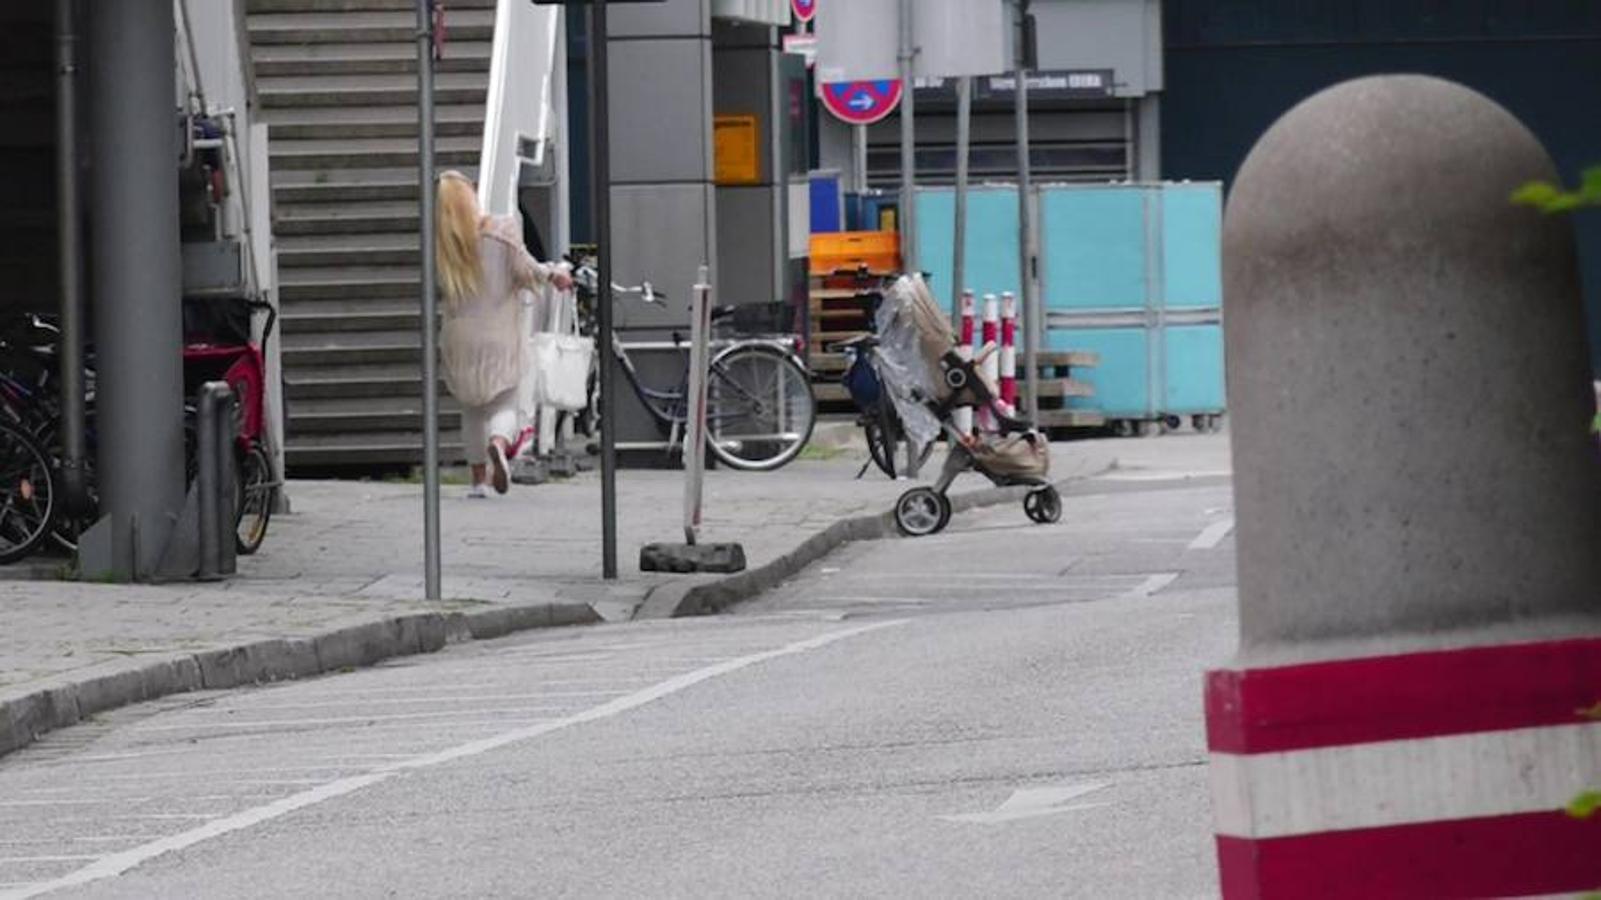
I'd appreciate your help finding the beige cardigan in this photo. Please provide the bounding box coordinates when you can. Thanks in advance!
[440,215,551,408]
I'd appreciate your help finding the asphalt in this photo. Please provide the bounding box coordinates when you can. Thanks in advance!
[0,429,1124,759]
[0,433,1237,898]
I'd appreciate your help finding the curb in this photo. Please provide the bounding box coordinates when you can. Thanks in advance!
[636,465,1111,620]
[0,600,603,761]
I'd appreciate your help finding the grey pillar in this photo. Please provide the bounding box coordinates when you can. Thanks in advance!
[83,0,187,580]
[1223,75,1601,651]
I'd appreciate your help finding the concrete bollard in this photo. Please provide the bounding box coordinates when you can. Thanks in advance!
[1210,74,1601,898]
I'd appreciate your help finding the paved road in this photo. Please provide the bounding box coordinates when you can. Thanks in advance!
[0,444,1237,899]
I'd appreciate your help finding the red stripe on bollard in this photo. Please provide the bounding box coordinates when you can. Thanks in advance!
[1000,292,1018,411]
[1217,811,1601,899]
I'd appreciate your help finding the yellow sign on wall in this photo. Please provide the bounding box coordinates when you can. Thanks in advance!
[714,115,761,185]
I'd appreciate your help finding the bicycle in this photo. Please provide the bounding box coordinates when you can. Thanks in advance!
[839,333,933,480]
[572,264,817,471]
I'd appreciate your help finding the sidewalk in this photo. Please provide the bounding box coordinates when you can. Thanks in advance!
[0,427,1139,755]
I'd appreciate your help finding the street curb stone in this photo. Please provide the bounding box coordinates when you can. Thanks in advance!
[637,468,1107,620]
[0,601,608,761]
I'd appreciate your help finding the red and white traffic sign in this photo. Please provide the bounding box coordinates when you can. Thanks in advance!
[792,0,816,23]
[819,79,902,126]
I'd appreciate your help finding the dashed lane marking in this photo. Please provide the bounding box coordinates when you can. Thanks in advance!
[1188,518,1235,551]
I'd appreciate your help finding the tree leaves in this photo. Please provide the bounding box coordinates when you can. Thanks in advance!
[1512,166,1601,213]
[1569,790,1601,820]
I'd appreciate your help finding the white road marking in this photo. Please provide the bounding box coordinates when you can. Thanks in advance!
[1126,573,1180,598]
[1188,518,1235,551]
[940,782,1112,824]
[133,709,566,731]
[0,800,149,808]
[184,692,625,712]
[7,620,908,900]
[0,858,97,865]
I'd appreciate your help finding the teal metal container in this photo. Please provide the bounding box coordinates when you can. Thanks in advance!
[915,181,1225,425]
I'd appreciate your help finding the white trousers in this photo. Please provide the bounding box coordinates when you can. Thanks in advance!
[461,388,518,465]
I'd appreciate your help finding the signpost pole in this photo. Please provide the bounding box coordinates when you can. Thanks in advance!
[1015,3,1041,424]
[590,0,618,579]
[897,0,916,273]
[682,266,712,546]
[416,0,442,600]
[951,75,971,322]
[853,124,868,194]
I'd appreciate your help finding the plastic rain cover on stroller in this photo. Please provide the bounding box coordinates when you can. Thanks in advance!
[872,275,951,458]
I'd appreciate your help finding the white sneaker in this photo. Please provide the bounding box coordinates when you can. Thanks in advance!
[465,483,488,499]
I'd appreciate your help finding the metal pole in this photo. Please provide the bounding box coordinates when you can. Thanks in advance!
[683,266,711,546]
[85,0,186,579]
[54,0,86,516]
[1016,30,1041,423]
[852,124,868,194]
[951,75,971,322]
[897,0,916,272]
[591,0,618,579]
[416,0,442,600]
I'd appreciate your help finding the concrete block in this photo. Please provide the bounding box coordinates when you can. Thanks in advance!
[464,604,554,640]
[313,620,407,672]
[548,603,603,628]
[74,668,149,717]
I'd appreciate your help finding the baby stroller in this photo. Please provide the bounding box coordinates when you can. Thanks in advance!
[182,296,279,555]
[872,275,1062,537]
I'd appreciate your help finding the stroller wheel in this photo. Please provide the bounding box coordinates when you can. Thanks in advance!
[894,486,951,537]
[1024,485,1063,525]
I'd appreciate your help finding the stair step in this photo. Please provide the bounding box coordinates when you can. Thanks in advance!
[270,135,481,170]
[282,300,422,333]
[263,104,483,141]
[280,266,420,301]
[283,329,422,366]
[284,433,467,469]
[248,0,495,13]
[248,9,495,45]
[285,362,432,399]
[253,40,493,77]
[276,203,420,236]
[288,394,462,435]
[280,233,421,268]
[257,70,487,106]
[272,165,478,204]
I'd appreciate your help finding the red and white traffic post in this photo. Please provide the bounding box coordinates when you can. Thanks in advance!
[977,293,1000,432]
[1213,75,1601,898]
[999,291,1018,414]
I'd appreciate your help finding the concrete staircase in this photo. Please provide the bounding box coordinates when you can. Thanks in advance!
[0,4,57,316]
[247,0,498,469]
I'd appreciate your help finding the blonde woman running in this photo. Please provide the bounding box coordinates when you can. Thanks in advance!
[435,171,572,496]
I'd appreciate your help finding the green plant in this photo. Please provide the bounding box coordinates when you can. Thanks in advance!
[1511,166,1601,213]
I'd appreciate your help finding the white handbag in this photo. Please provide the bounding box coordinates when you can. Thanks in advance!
[523,286,593,414]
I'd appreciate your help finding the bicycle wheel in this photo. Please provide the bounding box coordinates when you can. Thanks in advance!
[863,408,897,479]
[235,444,274,555]
[706,345,816,471]
[0,420,56,563]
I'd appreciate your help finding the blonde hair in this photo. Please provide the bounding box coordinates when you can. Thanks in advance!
[435,171,483,304]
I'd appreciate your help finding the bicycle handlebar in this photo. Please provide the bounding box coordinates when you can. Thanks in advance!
[571,264,668,305]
